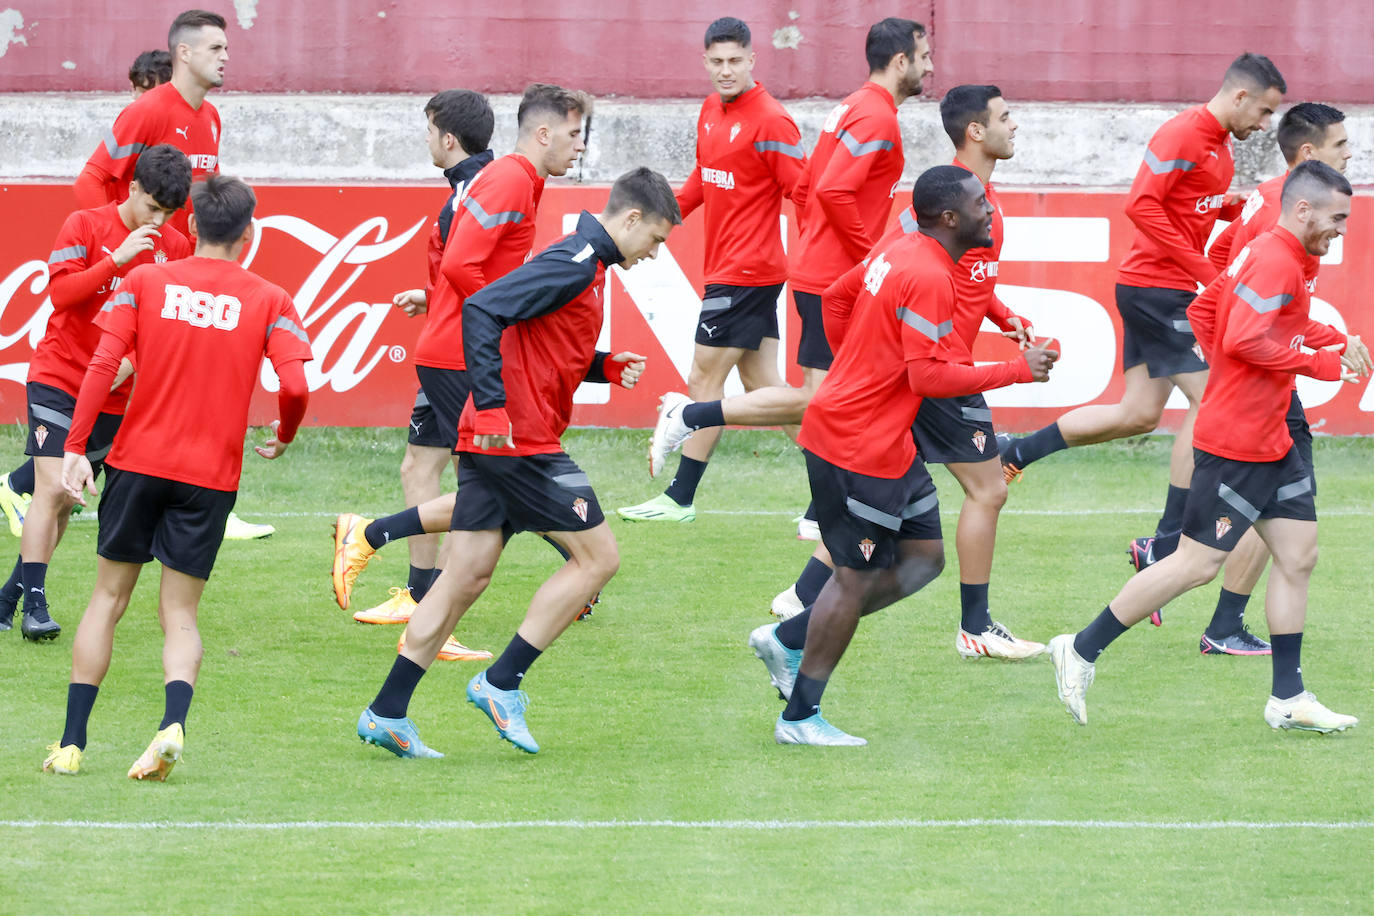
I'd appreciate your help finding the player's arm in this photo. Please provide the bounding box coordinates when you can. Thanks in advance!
[822,259,867,350]
[62,290,138,502]
[1221,269,1342,379]
[256,298,315,459]
[72,163,118,209]
[789,159,813,229]
[1123,136,1217,286]
[77,102,159,208]
[676,157,704,221]
[985,295,1033,345]
[1186,273,1227,359]
[441,174,529,299]
[815,113,897,262]
[463,251,598,436]
[584,351,646,389]
[1207,218,1241,273]
[754,113,808,197]
[46,216,115,309]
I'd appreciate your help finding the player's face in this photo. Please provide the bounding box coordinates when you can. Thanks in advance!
[1231,86,1282,140]
[703,41,756,101]
[980,96,1017,159]
[1300,193,1350,257]
[901,34,934,97]
[617,213,675,269]
[425,113,450,167]
[1310,123,1353,173]
[955,175,995,248]
[542,110,587,177]
[126,185,179,229]
[184,26,229,89]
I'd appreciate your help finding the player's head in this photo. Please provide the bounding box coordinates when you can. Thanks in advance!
[1217,52,1285,140]
[169,9,228,90]
[424,90,495,168]
[941,84,1015,160]
[602,167,682,269]
[516,83,588,178]
[866,18,931,100]
[702,17,756,102]
[1281,159,1352,257]
[1276,103,1350,173]
[190,174,257,249]
[125,144,193,227]
[129,49,172,98]
[912,164,994,251]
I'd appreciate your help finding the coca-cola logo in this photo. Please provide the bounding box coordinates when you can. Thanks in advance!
[0,260,54,387]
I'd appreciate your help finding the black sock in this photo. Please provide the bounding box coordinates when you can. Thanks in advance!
[363,507,424,551]
[782,673,827,722]
[159,680,194,730]
[430,567,443,588]
[1073,606,1129,663]
[774,608,810,651]
[60,683,99,750]
[1270,632,1304,699]
[794,558,833,607]
[485,634,542,691]
[8,460,35,496]
[1007,423,1067,468]
[959,582,993,633]
[0,556,22,606]
[1151,485,1189,560]
[1207,588,1251,638]
[664,456,708,506]
[802,499,817,523]
[408,565,436,601]
[682,401,725,430]
[21,561,48,611]
[370,655,427,719]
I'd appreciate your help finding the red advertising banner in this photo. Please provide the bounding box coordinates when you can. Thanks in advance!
[2,181,1372,434]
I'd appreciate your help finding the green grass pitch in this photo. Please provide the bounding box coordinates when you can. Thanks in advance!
[0,426,1370,913]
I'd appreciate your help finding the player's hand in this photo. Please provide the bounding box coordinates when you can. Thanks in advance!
[473,407,515,450]
[254,420,290,459]
[393,288,427,317]
[1342,334,1372,376]
[62,452,98,505]
[475,434,514,449]
[608,351,646,389]
[1023,346,1058,382]
[111,224,161,266]
[1001,316,1034,350]
[1338,352,1367,383]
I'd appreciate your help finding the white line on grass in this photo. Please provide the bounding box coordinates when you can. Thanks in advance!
[2,818,1372,831]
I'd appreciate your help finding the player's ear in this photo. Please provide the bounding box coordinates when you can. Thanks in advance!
[239,221,256,247]
[188,212,199,241]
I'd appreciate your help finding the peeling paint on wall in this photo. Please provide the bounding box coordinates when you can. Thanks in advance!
[61,60,74,70]
[772,24,801,50]
[0,8,27,59]
[233,0,259,30]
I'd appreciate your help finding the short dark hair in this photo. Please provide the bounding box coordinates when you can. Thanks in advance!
[606,167,682,226]
[940,85,1003,148]
[425,90,495,156]
[1281,159,1352,211]
[1276,102,1346,165]
[132,144,193,210]
[129,49,172,91]
[190,174,257,244]
[912,165,978,227]
[1223,52,1287,94]
[704,17,750,49]
[517,83,585,132]
[168,10,227,53]
[865,18,924,73]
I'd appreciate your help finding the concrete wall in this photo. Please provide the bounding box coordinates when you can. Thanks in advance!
[4,92,1373,189]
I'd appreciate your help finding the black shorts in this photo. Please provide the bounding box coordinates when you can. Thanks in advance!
[803,449,942,570]
[406,386,450,449]
[1181,446,1316,552]
[450,451,605,535]
[25,381,123,474]
[413,365,469,452]
[793,290,833,370]
[1286,389,1315,496]
[695,283,782,349]
[96,466,238,580]
[913,393,999,464]
[1116,284,1208,378]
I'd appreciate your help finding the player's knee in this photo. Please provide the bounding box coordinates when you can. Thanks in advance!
[966,474,1007,510]
[897,543,944,592]
[1118,408,1161,436]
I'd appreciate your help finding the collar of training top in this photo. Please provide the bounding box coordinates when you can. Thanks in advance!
[574,210,624,266]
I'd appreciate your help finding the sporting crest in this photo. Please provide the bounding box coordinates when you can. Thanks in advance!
[34,424,47,449]
[972,430,987,454]
[572,497,589,522]
[1215,515,1232,540]
[858,538,875,562]
[729,122,741,143]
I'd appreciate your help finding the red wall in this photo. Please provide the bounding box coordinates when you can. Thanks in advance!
[3,1,1371,101]
[3,181,1374,435]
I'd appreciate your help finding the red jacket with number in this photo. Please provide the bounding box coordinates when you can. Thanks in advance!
[676,82,807,287]
[1192,227,1343,462]
[789,81,904,294]
[1117,106,1241,291]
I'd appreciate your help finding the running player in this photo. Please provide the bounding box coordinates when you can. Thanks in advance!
[999,54,1286,588]
[42,174,313,778]
[331,85,588,629]
[347,90,495,654]
[0,146,192,642]
[617,17,806,523]
[73,9,228,238]
[1143,102,1359,653]
[1049,160,1367,733]
[356,168,678,758]
[746,166,1055,746]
